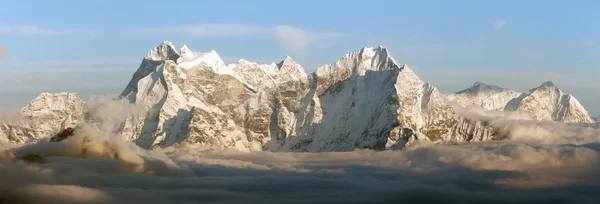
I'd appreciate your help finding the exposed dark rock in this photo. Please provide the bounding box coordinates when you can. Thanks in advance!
[18,154,43,163]
[16,127,78,164]
[49,127,76,142]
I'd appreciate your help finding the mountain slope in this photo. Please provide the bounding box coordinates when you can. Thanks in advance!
[0,93,85,144]
[117,43,493,151]
[504,82,594,123]
[446,82,521,111]
[447,81,594,123]
[0,41,594,151]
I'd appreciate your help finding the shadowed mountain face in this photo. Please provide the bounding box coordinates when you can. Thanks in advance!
[0,41,594,151]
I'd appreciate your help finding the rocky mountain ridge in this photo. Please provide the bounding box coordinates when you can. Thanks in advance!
[0,41,594,151]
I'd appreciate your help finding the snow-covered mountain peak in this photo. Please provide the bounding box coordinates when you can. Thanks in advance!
[277,56,297,69]
[145,41,180,61]
[315,46,401,83]
[526,81,562,96]
[0,92,85,144]
[21,92,83,113]
[180,44,193,57]
[176,47,227,73]
[358,46,393,60]
[447,82,521,111]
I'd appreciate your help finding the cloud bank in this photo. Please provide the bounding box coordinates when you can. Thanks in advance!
[0,100,599,203]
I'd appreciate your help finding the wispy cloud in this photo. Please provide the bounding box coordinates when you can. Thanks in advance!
[274,25,342,53]
[130,23,345,53]
[0,46,7,59]
[0,24,90,35]
[493,19,507,30]
[168,24,269,36]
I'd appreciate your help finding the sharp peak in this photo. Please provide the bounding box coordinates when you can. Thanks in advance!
[283,55,295,61]
[181,44,190,50]
[152,40,179,54]
[158,40,177,50]
[277,55,297,69]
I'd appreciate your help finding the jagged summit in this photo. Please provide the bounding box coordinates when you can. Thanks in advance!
[145,41,180,61]
[276,56,296,69]
[315,46,401,82]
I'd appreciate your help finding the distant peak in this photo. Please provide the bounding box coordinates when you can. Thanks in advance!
[180,44,193,57]
[540,81,555,87]
[456,81,510,94]
[473,81,487,86]
[181,44,189,50]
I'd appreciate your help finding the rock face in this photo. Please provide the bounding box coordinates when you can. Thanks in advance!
[117,42,494,151]
[0,93,84,144]
[0,41,595,151]
[447,81,594,123]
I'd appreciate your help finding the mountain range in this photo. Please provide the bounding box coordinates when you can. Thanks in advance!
[0,41,595,151]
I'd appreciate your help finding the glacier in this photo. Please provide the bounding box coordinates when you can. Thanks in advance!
[0,41,595,152]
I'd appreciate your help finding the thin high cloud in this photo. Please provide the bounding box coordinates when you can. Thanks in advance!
[493,19,507,30]
[8,58,140,68]
[0,24,90,35]
[274,25,342,53]
[132,23,345,53]
[165,23,270,36]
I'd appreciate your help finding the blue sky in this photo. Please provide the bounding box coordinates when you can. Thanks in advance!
[0,0,599,115]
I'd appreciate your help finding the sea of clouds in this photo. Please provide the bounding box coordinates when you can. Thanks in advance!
[0,97,599,203]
